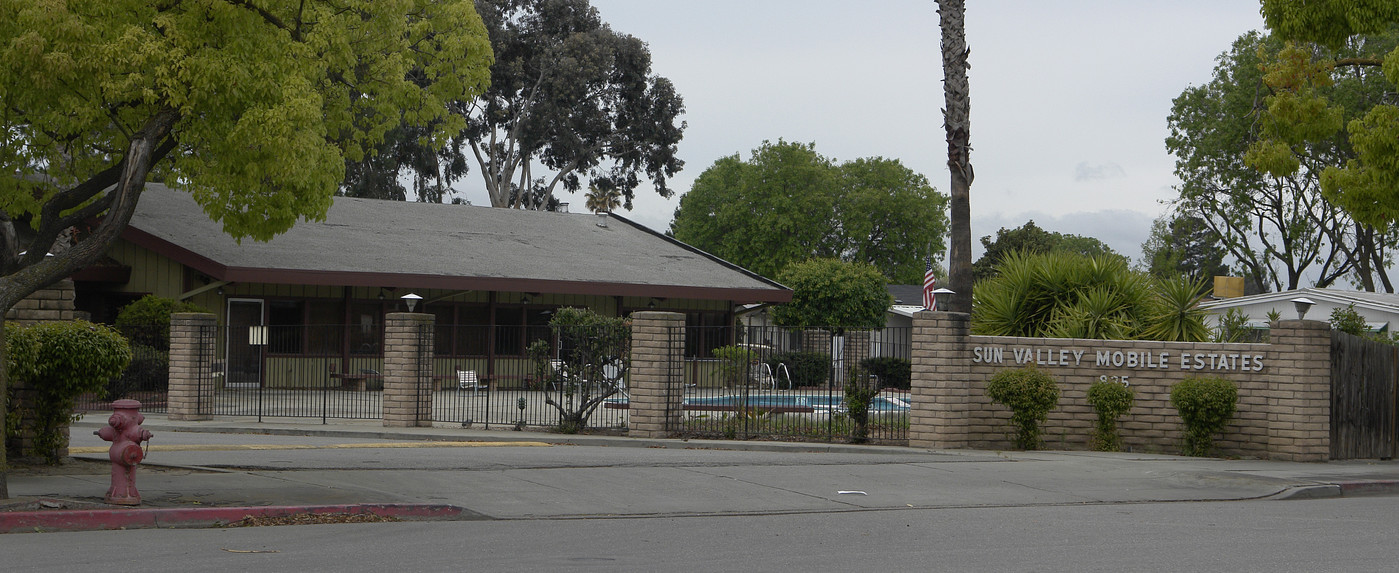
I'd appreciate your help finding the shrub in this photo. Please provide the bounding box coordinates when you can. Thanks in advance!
[1169,377,1238,457]
[861,356,911,390]
[114,294,205,350]
[533,308,629,433]
[1086,380,1134,451]
[713,345,762,388]
[7,321,132,463]
[764,351,830,388]
[985,366,1061,450]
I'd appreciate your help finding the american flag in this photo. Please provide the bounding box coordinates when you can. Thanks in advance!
[922,260,937,310]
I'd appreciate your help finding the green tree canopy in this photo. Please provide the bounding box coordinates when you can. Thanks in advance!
[670,140,948,283]
[1166,28,1398,293]
[771,259,892,330]
[461,0,684,210]
[1139,212,1231,282]
[0,0,493,498]
[1254,1,1399,237]
[972,220,1124,283]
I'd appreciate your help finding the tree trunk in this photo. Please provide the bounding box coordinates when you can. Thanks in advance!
[0,107,177,498]
[939,0,973,314]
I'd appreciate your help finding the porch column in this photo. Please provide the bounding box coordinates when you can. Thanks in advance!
[909,310,971,449]
[383,312,434,427]
[628,311,684,439]
[168,312,217,421]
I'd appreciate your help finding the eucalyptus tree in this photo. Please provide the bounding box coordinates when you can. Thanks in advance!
[0,0,493,498]
[460,0,685,210]
[1166,30,1398,293]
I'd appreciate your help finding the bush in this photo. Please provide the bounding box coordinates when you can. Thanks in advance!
[114,294,204,350]
[7,321,132,463]
[104,345,169,400]
[1169,377,1238,457]
[713,345,762,388]
[764,351,830,388]
[861,356,911,390]
[985,366,1061,450]
[1086,380,1134,451]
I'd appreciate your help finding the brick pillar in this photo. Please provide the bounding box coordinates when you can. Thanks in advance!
[168,313,217,421]
[1266,319,1332,461]
[845,330,872,387]
[4,279,77,325]
[802,329,834,387]
[383,312,433,427]
[909,311,972,449]
[628,311,684,439]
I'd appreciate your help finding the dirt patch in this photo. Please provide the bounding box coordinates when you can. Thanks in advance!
[226,512,402,527]
[7,457,114,477]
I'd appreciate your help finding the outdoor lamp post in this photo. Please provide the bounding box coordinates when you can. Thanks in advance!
[401,293,422,312]
[1291,297,1316,320]
[933,288,956,312]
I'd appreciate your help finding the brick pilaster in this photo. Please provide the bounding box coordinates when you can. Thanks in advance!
[1266,319,1332,461]
[909,311,971,449]
[382,313,434,427]
[167,313,217,421]
[628,311,684,439]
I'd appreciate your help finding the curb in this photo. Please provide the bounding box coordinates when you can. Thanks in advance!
[0,503,483,534]
[1267,480,1399,501]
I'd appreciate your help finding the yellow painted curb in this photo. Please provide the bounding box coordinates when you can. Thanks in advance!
[70,441,551,454]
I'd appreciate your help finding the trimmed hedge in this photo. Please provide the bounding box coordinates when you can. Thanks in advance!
[764,351,830,388]
[860,356,911,390]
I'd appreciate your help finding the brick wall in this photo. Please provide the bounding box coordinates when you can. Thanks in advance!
[909,311,1332,461]
[5,280,82,459]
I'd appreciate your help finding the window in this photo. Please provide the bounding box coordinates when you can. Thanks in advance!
[267,300,304,354]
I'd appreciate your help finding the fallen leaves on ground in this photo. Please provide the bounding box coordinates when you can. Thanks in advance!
[226,512,402,527]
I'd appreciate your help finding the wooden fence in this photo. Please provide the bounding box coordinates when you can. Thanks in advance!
[1330,331,1398,460]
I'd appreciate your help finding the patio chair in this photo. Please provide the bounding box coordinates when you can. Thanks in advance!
[601,359,627,397]
[458,369,487,394]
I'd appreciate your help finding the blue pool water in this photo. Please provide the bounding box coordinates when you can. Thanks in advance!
[607,393,910,413]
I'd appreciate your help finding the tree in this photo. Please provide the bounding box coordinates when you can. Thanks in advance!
[1166,29,1398,293]
[770,259,892,330]
[670,141,947,283]
[939,0,974,314]
[1140,212,1231,282]
[0,0,492,498]
[455,0,685,210]
[1257,1,1399,230]
[973,220,1124,283]
[584,185,622,214]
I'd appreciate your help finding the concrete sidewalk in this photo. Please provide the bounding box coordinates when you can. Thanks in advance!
[5,414,1399,533]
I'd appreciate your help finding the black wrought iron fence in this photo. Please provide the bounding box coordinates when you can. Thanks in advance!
[433,322,629,431]
[670,325,910,444]
[76,324,171,414]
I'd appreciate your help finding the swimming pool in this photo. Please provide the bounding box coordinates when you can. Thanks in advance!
[605,393,910,413]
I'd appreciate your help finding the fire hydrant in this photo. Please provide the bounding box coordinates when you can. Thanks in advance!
[95,399,153,506]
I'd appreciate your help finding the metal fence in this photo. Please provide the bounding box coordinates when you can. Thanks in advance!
[668,325,911,444]
[79,322,629,430]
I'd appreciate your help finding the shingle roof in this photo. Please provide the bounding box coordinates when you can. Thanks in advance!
[122,185,790,303]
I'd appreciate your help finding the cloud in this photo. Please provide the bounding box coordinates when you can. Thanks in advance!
[1074,162,1127,181]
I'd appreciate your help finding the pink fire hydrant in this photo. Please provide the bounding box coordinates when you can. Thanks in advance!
[95,399,153,506]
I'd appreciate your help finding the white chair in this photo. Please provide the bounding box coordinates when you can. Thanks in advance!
[458,369,486,394]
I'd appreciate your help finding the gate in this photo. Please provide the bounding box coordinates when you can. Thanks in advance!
[1331,331,1398,460]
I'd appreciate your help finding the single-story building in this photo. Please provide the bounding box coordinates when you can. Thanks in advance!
[75,184,790,386]
[1199,287,1399,337]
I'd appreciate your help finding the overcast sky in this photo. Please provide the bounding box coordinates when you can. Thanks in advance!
[453,1,1267,264]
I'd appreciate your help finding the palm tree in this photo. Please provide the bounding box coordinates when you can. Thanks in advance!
[939,0,973,314]
[585,185,622,214]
